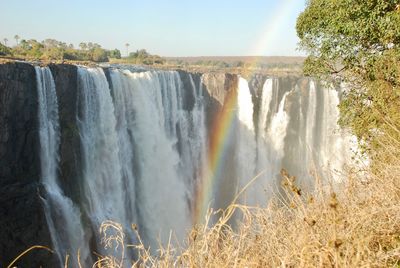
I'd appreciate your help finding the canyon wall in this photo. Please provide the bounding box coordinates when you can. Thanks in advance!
[0,62,353,266]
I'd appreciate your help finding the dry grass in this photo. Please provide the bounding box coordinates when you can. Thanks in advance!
[85,140,400,267]
[8,142,400,268]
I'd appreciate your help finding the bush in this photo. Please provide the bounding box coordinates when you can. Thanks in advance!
[0,43,12,56]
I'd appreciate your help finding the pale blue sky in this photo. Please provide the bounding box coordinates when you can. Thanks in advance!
[0,0,306,56]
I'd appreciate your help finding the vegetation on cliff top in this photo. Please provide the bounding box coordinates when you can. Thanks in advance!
[0,37,164,65]
[297,0,400,153]
[0,37,303,73]
[5,1,400,267]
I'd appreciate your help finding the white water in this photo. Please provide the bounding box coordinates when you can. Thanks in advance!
[36,67,89,266]
[248,79,291,205]
[77,67,132,255]
[236,77,257,204]
[267,91,290,171]
[106,69,199,250]
[304,81,317,171]
[318,86,354,182]
[254,79,275,203]
[36,67,356,266]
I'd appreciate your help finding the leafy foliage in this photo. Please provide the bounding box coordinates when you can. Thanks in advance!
[123,49,165,65]
[297,0,400,150]
[0,37,123,62]
[0,43,12,56]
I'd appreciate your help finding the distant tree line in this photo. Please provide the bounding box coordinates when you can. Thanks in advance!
[119,48,165,65]
[0,37,121,62]
[166,59,302,70]
[0,36,165,65]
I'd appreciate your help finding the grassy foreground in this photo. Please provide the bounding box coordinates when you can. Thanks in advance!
[8,134,400,268]
[67,140,400,267]
[6,133,400,268]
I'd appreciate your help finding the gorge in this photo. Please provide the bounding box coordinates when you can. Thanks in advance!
[0,62,355,267]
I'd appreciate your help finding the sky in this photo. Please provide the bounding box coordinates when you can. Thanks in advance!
[0,0,306,57]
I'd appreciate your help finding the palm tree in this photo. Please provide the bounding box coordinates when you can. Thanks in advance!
[14,35,20,46]
[3,38,8,46]
[125,43,130,57]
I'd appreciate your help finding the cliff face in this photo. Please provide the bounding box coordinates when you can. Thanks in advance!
[0,62,350,266]
[201,73,239,132]
[48,64,83,204]
[0,62,56,267]
[0,62,240,266]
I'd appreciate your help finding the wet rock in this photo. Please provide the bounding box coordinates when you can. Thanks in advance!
[0,62,56,267]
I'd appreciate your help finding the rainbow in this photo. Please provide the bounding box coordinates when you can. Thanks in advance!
[194,88,238,224]
[193,0,299,224]
[244,0,300,77]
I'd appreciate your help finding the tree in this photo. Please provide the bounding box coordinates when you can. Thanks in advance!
[14,35,20,46]
[42,46,64,60]
[297,0,400,148]
[79,42,87,50]
[3,38,8,46]
[91,47,108,62]
[125,43,130,57]
[108,49,121,59]
[42,39,60,48]
[26,39,44,58]
[0,43,12,56]
[19,39,30,50]
[297,0,400,78]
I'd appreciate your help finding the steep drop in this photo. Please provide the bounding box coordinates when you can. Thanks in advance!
[36,66,89,266]
[30,65,356,266]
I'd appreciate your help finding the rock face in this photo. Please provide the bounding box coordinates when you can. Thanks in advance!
[177,70,201,111]
[48,64,83,204]
[201,73,239,132]
[0,62,56,267]
[0,63,240,266]
[0,63,351,266]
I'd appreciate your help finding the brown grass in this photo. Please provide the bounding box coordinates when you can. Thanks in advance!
[84,139,400,267]
[8,140,400,268]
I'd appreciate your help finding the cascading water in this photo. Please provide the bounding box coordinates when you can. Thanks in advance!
[236,77,257,204]
[34,66,355,266]
[304,81,317,171]
[317,86,354,182]
[36,66,89,266]
[76,67,138,262]
[106,69,199,250]
[248,78,291,205]
[267,91,291,171]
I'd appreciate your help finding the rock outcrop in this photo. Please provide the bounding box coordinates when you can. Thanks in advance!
[48,64,83,204]
[0,62,240,266]
[0,62,56,267]
[201,73,239,132]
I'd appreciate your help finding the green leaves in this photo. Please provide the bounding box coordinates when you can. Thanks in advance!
[297,0,400,151]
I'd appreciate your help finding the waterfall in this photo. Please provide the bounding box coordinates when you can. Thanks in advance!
[77,67,132,251]
[99,69,199,250]
[36,66,89,266]
[33,65,356,266]
[236,77,257,204]
[317,86,354,182]
[304,81,317,172]
[267,92,290,172]
[249,79,291,205]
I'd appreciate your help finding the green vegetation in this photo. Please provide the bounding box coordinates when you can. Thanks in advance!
[0,37,164,64]
[0,37,121,62]
[0,43,11,56]
[297,0,400,152]
[5,3,400,266]
[110,48,166,65]
[165,57,304,72]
